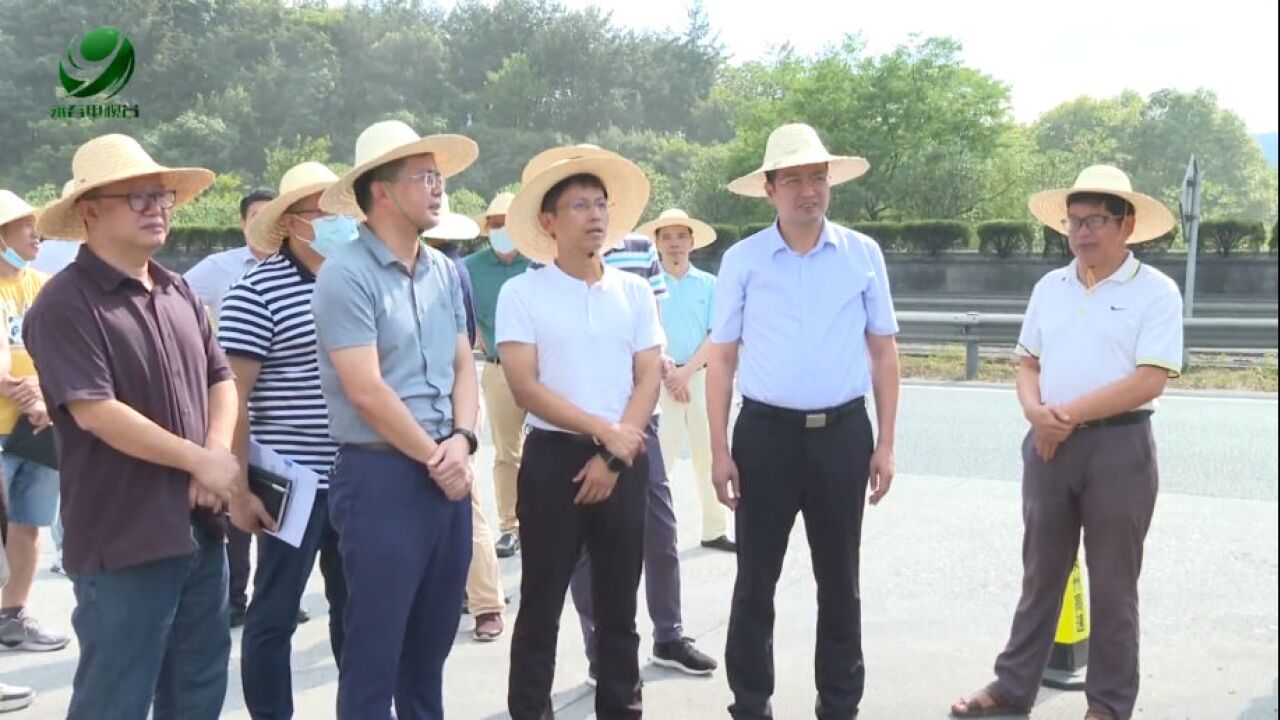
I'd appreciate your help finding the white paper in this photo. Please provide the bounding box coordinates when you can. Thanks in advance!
[249,440,320,548]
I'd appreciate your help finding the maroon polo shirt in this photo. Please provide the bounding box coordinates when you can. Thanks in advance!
[23,245,233,573]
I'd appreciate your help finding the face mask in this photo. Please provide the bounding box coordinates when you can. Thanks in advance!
[0,238,27,270]
[489,228,515,254]
[310,216,359,258]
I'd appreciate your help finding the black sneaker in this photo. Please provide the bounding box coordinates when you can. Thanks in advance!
[700,536,737,553]
[229,605,247,628]
[297,608,311,624]
[495,532,521,558]
[585,665,598,688]
[652,638,717,675]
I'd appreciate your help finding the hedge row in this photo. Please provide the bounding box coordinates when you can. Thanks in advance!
[165,219,1280,258]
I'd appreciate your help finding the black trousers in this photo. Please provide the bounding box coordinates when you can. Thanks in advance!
[225,522,252,611]
[726,401,874,720]
[508,430,648,720]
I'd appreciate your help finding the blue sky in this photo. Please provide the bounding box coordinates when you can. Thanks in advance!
[429,0,1279,133]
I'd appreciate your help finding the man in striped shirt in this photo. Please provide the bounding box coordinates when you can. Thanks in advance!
[221,162,349,719]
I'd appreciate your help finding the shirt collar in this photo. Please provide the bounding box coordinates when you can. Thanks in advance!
[1066,252,1141,288]
[279,244,316,282]
[74,243,177,294]
[358,224,406,269]
[549,260,613,290]
[766,219,837,257]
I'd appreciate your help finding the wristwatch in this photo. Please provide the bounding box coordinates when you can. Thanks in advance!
[451,428,479,456]
[596,447,627,473]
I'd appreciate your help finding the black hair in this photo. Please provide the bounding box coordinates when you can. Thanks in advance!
[354,158,408,215]
[239,188,277,220]
[1067,192,1134,218]
[540,173,607,214]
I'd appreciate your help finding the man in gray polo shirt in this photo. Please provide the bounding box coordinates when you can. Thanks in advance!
[313,120,481,719]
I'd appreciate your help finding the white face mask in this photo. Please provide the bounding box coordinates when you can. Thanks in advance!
[488,227,515,254]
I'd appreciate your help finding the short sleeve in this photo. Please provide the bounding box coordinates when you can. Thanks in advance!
[710,248,746,344]
[1016,283,1045,359]
[631,282,665,353]
[191,284,234,387]
[862,239,899,336]
[1135,286,1184,377]
[445,259,468,336]
[702,275,717,334]
[218,280,273,361]
[22,297,115,410]
[645,243,668,299]
[495,279,535,346]
[313,262,377,353]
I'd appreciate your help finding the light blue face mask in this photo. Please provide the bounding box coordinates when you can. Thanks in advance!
[0,241,28,271]
[310,216,359,258]
[488,227,515,254]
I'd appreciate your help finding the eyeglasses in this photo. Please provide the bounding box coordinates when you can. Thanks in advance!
[394,171,445,189]
[1063,214,1125,232]
[559,198,611,215]
[87,190,177,212]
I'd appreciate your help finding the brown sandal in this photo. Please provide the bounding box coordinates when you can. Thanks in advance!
[950,687,1031,718]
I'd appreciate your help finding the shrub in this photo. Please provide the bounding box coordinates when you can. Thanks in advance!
[1199,220,1267,257]
[898,220,972,257]
[1041,226,1070,258]
[849,221,903,251]
[168,225,242,254]
[976,220,1036,258]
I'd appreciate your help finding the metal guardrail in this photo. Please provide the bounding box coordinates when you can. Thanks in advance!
[897,311,1279,379]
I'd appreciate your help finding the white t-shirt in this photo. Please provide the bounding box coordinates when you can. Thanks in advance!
[495,263,665,432]
[1016,253,1183,408]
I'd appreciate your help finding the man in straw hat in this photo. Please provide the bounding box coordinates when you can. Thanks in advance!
[422,194,508,643]
[313,119,480,717]
[0,189,70,654]
[950,166,1183,720]
[710,122,901,719]
[218,161,351,718]
[636,208,734,553]
[496,154,662,719]
[464,190,529,559]
[24,133,241,718]
[522,145,718,681]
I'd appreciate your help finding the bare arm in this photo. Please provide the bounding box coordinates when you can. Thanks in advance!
[706,340,739,456]
[451,334,479,432]
[66,398,209,474]
[206,379,237,450]
[1015,355,1045,417]
[327,345,440,465]
[227,355,262,482]
[1060,366,1170,425]
[866,333,900,450]
[620,346,663,432]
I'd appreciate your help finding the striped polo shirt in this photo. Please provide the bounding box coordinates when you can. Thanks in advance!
[604,233,668,299]
[218,249,337,487]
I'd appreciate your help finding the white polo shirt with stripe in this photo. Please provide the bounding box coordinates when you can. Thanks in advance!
[495,263,666,433]
[1016,252,1183,408]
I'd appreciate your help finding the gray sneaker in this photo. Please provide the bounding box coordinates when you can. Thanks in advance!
[0,610,70,652]
[0,682,34,712]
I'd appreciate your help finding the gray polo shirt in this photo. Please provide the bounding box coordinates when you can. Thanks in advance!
[313,225,467,444]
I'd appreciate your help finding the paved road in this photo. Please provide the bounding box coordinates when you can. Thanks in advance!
[4,383,1276,718]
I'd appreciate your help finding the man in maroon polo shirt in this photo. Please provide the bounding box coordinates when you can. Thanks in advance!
[23,134,241,720]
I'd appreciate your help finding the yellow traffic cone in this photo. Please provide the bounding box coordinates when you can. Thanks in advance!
[1042,557,1089,690]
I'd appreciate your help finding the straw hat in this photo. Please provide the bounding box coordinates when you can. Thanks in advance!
[35,134,215,240]
[0,190,37,230]
[474,191,515,235]
[421,193,481,242]
[635,208,716,250]
[728,123,869,198]
[521,144,623,185]
[320,120,478,218]
[507,156,650,265]
[246,162,340,256]
[1029,165,1175,245]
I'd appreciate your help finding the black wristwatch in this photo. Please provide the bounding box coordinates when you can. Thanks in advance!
[596,447,627,473]
[451,428,479,456]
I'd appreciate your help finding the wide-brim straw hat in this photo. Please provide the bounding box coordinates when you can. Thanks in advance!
[521,144,623,185]
[728,123,869,198]
[36,134,214,240]
[474,191,515,235]
[422,192,480,242]
[0,190,37,230]
[1029,164,1175,245]
[507,156,650,266]
[247,162,340,256]
[34,180,77,223]
[320,120,479,218]
[635,208,716,250]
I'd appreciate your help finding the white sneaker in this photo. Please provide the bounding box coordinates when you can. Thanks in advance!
[0,682,34,712]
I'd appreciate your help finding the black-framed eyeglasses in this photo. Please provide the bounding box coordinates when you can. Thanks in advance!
[87,190,177,213]
[394,171,445,189]
[1063,214,1124,232]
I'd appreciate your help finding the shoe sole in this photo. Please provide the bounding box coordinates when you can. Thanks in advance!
[473,631,503,643]
[0,697,34,712]
[1,639,70,653]
[584,677,597,688]
[651,656,715,676]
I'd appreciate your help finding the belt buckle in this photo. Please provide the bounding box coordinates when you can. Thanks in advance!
[804,413,828,429]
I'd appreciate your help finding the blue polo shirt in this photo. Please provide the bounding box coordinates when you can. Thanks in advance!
[660,265,715,366]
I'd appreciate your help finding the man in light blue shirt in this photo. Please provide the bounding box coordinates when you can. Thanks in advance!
[707,124,901,720]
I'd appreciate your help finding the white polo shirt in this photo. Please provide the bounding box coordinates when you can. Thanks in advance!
[495,263,665,432]
[1016,253,1183,408]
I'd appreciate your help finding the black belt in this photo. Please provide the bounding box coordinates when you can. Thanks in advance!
[526,428,597,447]
[1077,410,1153,429]
[341,439,447,454]
[740,397,866,430]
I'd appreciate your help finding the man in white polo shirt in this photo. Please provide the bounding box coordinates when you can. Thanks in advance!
[497,155,661,720]
[951,166,1183,720]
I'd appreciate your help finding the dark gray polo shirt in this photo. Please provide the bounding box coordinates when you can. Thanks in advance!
[312,225,467,444]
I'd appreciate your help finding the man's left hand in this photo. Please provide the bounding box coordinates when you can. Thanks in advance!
[428,434,470,488]
[868,444,895,506]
